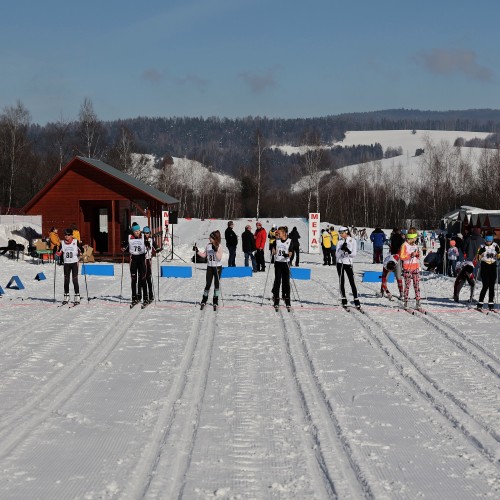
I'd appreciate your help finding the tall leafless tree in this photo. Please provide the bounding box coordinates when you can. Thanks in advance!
[0,100,31,213]
[78,97,105,159]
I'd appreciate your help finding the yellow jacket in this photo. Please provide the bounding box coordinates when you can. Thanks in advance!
[322,232,332,249]
[330,230,339,246]
[49,231,60,250]
[72,229,81,242]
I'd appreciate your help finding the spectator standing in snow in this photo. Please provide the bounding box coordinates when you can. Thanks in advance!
[241,224,257,271]
[336,226,361,309]
[196,230,224,309]
[224,221,238,267]
[370,226,386,264]
[321,228,333,265]
[447,240,460,277]
[288,226,301,266]
[329,226,339,264]
[254,222,267,272]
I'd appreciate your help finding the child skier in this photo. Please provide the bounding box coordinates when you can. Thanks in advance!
[453,260,475,303]
[271,226,293,311]
[143,226,159,306]
[399,228,422,311]
[447,240,460,276]
[380,253,404,300]
[196,230,224,310]
[121,222,147,308]
[56,228,84,305]
[336,226,361,310]
[475,232,500,312]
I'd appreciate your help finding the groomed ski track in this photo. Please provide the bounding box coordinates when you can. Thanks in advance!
[0,253,499,498]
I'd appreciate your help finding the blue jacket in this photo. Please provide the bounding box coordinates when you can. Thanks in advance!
[370,229,386,248]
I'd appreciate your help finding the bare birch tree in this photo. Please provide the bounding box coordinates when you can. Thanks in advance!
[78,97,105,159]
[0,100,31,213]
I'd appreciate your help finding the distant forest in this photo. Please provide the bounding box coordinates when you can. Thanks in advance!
[2,100,500,227]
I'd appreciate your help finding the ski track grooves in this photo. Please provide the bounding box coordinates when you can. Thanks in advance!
[277,308,371,499]
[314,277,500,465]
[0,305,144,460]
[123,305,216,500]
[362,281,500,370]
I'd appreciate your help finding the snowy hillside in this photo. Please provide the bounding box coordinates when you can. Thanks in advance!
[289,129,493,192]
[0,218,499,498]
[131,153,240,192]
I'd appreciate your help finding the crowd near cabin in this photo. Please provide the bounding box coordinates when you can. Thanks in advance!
[22,157,179,259]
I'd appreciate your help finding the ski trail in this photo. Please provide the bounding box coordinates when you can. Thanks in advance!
[279,309,374,499]
[122,307,215,500]
[315,277,500,464]
[0,306,144,460]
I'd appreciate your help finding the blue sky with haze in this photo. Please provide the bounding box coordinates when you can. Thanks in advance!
[1,0,499,125]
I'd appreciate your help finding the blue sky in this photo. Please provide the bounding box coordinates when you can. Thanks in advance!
[2,0,499,125]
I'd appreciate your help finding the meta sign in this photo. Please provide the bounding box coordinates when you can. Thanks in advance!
[308,212,320,254]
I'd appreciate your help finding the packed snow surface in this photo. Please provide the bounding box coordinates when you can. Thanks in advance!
[0,217,499,499]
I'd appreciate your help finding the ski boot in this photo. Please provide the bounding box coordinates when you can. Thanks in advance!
[274,296,280,312]
[74,293,81,305]
[453,294,459,302]
[62,293,70,305]
[403,300,408,310]
[130,295,140,308]
[476,302,483,312]
[200,292,208,310]
[213,295,219,311]
[488,303,495,312]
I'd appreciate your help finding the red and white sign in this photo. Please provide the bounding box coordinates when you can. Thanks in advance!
[162,211,171,250]
[308,212,320,254]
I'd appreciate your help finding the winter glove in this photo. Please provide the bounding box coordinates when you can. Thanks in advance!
[341,242,351,254]
[213,246,218,252]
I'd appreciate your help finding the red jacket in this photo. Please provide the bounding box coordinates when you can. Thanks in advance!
[254,227,267,250]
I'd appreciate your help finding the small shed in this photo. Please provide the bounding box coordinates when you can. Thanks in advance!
[22,156,179,258]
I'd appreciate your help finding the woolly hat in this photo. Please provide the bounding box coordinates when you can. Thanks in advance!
[143,226,151,234]
[131,222,141,231]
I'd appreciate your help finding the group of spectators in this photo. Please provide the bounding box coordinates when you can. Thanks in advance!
[224,221,301,272]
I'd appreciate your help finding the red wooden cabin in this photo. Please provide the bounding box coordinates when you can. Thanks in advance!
[22,156,179,258]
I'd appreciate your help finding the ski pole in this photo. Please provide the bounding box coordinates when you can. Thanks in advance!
[156,252,160,303]
[120,251,124,304]
[82,261,90,302]
[217,266,224,307]
[259,264,272,306]
[150,259,156,305]
[53,254,57,303]
[288,262,303,307]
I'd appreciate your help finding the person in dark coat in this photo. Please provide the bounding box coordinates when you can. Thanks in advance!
[370,226,386,263]
[224,221,238,267]
[241,224,257,271]
[288,227,301,266]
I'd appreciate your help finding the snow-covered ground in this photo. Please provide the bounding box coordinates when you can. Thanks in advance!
[0,218,499,499]
[288,130,494,192]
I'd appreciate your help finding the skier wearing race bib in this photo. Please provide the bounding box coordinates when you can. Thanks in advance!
[399,228,421,310]
[121,222,147,307]
[56,228,84,305]
[475,232,500,312]
[380,253,404,300]
[196,230,224,310]
[336,226,361,310]
[271,226,293,310]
